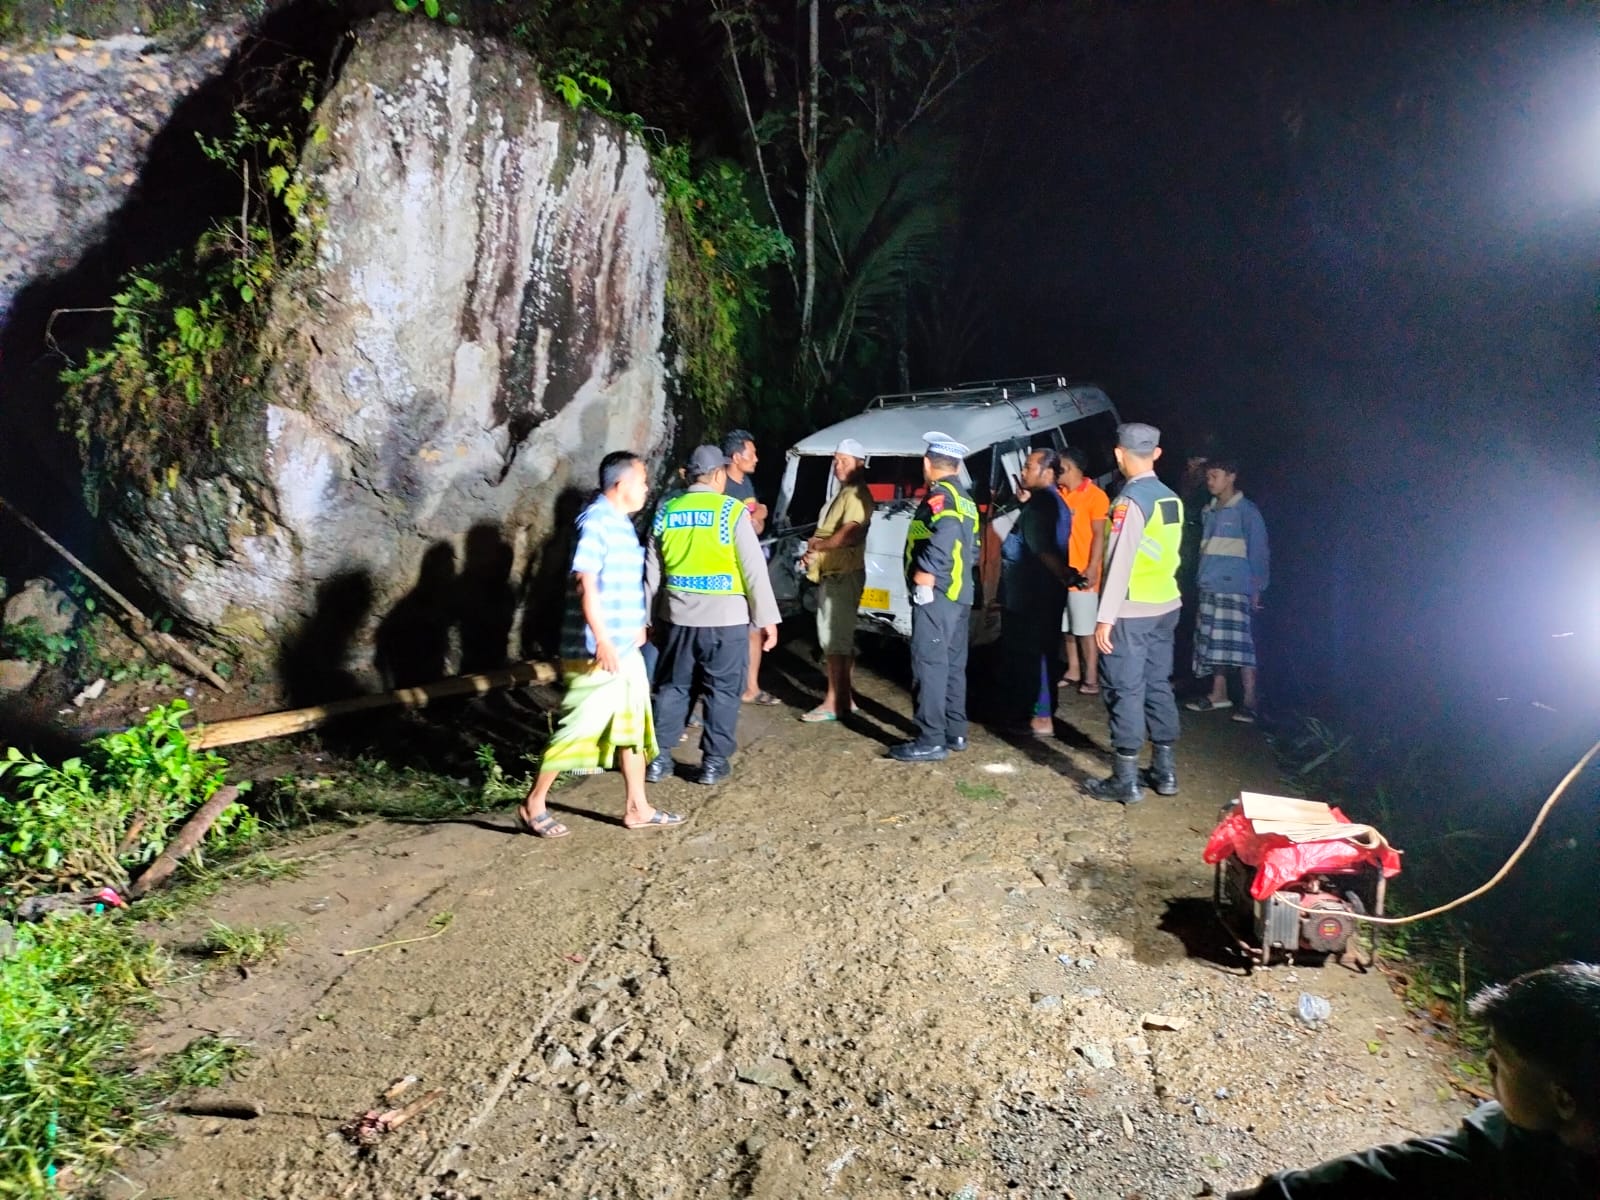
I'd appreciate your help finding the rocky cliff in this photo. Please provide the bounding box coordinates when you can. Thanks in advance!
[4,16,671,691]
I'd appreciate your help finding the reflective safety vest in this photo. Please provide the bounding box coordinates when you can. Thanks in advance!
[904,478,980,601]
[653,490,746,595]
[1119,476,1183,605]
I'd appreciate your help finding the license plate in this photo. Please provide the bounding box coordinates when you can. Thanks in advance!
[860,587,891,611]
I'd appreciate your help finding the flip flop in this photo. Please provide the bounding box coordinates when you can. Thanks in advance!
[517,811,570,839]
[1077,682,1101,696]
[742,691,782,706]
[800,707,839,723]
[1059,674,1082,688]
[626,809,685,831]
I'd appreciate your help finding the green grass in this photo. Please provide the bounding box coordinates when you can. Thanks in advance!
[954,778,1004,803]
[198,921,290,969]
[0,914,168,1197]
[147,1034,252,1093]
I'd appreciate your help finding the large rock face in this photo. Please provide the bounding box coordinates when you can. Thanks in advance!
[109,20,670,684]
[0,24,248,328]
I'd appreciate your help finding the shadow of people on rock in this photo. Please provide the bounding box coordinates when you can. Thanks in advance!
[278,570,375,707]
[374,542,457,689]
[458,522,516,673]
[518,486,590,660]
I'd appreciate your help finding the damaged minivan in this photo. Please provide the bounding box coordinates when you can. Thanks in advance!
[767,376,1121,645]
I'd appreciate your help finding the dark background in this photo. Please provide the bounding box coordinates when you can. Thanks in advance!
[954,2,1599,964]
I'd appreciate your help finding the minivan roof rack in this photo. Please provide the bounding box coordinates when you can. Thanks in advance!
[867,374,1085,409]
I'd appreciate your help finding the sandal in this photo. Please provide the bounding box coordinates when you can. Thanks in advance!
[626,809,685,831]
[742,691,781,706]
[517,810,570,839]
[800,707,839,723]
[1077,682,1100,696]
[1059,674,1082,688]
[1185,697,1233,712]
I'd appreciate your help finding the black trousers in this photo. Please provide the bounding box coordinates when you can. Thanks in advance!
[910,596,970,747]
[653,623,749,760]
[1001,593,1066,722]
[1099,608,1181,754]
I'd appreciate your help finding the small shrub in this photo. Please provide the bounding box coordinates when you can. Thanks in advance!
[0,618,78,666]
[0,700,255,896]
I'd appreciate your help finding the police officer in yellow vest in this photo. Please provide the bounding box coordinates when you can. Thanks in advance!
[645,445,781,786]
[891,431,981,763]
[1084,422,1185,803]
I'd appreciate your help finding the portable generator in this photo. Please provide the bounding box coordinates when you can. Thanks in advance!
[1206,792,1398,970]
[1214,854,1387,968]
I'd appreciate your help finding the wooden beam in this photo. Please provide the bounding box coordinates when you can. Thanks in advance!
[189,660,560,750]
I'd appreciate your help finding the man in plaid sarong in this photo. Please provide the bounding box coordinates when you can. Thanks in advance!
[1185,458,1270,724]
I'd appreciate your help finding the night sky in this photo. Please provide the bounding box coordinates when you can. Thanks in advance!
[961,3,1599,794]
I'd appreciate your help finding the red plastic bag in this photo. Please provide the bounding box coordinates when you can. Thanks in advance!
[1203,807,1402,900]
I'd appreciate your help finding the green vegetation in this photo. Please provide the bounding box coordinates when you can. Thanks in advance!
[0,911,255,1196]
[0,700,254,896]
[954,778,1004,803]
[146,1033,253,1093]
[58,85,321,510]
[0,704,268,1194]
[198,920,290,969]
[0,914,167,1196]
[654,146,793,430]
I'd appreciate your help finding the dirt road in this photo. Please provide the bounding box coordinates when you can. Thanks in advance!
[119,646,1469,1199]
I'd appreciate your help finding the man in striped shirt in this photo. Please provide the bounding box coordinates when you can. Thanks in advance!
[516,451,684,836]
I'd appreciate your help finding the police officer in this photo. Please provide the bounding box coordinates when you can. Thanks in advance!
[1084,422,1184,803]
[645,445,781,785]
[891,431,980,763]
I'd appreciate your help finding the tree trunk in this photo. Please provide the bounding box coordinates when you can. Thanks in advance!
[799,0,819,354]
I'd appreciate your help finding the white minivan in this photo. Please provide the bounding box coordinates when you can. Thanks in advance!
[767,376,1121,645]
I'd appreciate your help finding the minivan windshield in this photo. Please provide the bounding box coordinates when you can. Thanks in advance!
[784,452,995,530]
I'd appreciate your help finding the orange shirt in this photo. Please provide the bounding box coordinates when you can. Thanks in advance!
[1060,478,1110,582]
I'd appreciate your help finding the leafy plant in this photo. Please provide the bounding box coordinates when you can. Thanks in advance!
[393,0,461,24]
[58,82,321,510]
[655,145,792,431]
[0,700,254,895]
[0,618,77,666]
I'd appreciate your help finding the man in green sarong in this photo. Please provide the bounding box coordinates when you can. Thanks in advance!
[517,451,685,835]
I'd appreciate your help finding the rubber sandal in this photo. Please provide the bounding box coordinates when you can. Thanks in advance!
[800,707,839,723]
[517,811,570,839]
[1185,697,1233,712]
[1077,682,1100,696]
[743,691,781,706]
[626,809,685,830]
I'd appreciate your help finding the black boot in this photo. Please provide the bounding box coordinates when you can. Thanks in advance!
[1144,742,1178,796]
[695,755,731,785]
[1083,753,1143,805]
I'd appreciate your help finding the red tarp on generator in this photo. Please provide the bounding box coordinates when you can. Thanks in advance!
[1203,806,1403,900]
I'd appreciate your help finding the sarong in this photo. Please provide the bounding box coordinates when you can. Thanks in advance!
[1192,590,1256,674]
[539,648,658,775]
